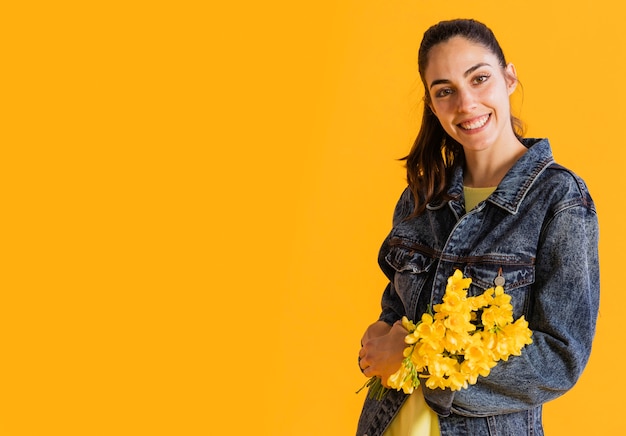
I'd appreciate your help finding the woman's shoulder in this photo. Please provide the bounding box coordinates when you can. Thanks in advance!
[391,187,415,226]
[523,137,595,207]
[544,161,592,193]
[538,162,596,212]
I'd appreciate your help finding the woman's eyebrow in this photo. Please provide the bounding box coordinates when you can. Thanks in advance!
[429,62,492,89]
[464,62,491,77]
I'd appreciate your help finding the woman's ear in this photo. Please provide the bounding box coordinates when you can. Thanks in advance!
[505,63,518,95]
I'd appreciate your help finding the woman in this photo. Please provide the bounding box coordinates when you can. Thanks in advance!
[356,19,599,436]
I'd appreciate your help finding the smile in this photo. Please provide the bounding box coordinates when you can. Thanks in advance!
[458,114,491,130]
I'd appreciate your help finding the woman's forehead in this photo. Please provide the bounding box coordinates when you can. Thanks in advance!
[424,38,499,79]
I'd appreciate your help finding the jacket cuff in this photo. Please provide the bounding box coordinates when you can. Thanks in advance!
[422,384,455,417]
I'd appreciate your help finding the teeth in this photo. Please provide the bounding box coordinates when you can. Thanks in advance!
[460,115,489,130]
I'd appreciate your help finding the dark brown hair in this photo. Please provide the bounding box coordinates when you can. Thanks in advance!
[403,19,524,216]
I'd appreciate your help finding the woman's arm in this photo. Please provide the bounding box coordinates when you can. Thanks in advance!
[358,188,415,385]
[453,202,600,414]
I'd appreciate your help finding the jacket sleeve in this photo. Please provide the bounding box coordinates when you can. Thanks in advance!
[377,188,414,326]
[452,199,600,415]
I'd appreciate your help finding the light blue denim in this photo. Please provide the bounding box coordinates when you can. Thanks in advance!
[357,138,600,436]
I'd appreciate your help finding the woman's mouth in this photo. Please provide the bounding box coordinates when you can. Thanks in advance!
[458,114,491,131]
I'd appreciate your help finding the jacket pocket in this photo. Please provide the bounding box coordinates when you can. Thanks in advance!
[384,242,436,313]
[464,260,535,320]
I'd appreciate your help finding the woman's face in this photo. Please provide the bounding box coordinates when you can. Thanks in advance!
[424,36,518,153]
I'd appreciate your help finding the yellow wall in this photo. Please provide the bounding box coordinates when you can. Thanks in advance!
[2,1,623,435]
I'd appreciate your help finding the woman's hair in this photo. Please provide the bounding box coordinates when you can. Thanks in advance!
[403,19,524,216]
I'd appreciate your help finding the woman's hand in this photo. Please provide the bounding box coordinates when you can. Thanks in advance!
[358,320,408,387]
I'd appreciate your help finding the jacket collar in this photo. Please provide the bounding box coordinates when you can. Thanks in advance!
[446,138,555,215]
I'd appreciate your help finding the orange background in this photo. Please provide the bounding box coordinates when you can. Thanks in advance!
[1,1,623,435]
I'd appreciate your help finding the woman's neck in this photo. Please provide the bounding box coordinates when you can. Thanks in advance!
[463,139,527,188]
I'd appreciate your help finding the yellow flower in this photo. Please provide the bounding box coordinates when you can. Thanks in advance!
[482,305,513,329]
[446,368,469,391]
[424,373,445,390]
[443,312,475,334]
[415,339,444,362]
[387,364,416,394]
[447,269,472,294]
[493,286,512,306]
[442,329,470,354]
[437,291,466,313]
[500,317,533,353]
[469,288,494,310]
[401,316,417,332]
[368,269,533,397]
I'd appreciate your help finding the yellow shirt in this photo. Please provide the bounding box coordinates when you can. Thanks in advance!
[382,386,440,436]
[464,185,497,211]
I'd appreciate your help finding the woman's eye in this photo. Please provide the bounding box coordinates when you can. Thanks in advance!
[435,88,453,98]
[474,74,490,84]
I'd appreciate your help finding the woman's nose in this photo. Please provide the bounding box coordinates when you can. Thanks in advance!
[456,88,477,113]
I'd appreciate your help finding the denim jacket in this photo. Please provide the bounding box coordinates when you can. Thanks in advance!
[357,138,600,436]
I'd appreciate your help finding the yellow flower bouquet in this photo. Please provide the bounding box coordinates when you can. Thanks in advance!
[359,269,533,400]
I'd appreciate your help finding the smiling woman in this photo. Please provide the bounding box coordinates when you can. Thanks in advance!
[356,19,599,436]
[424,36,527,188]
